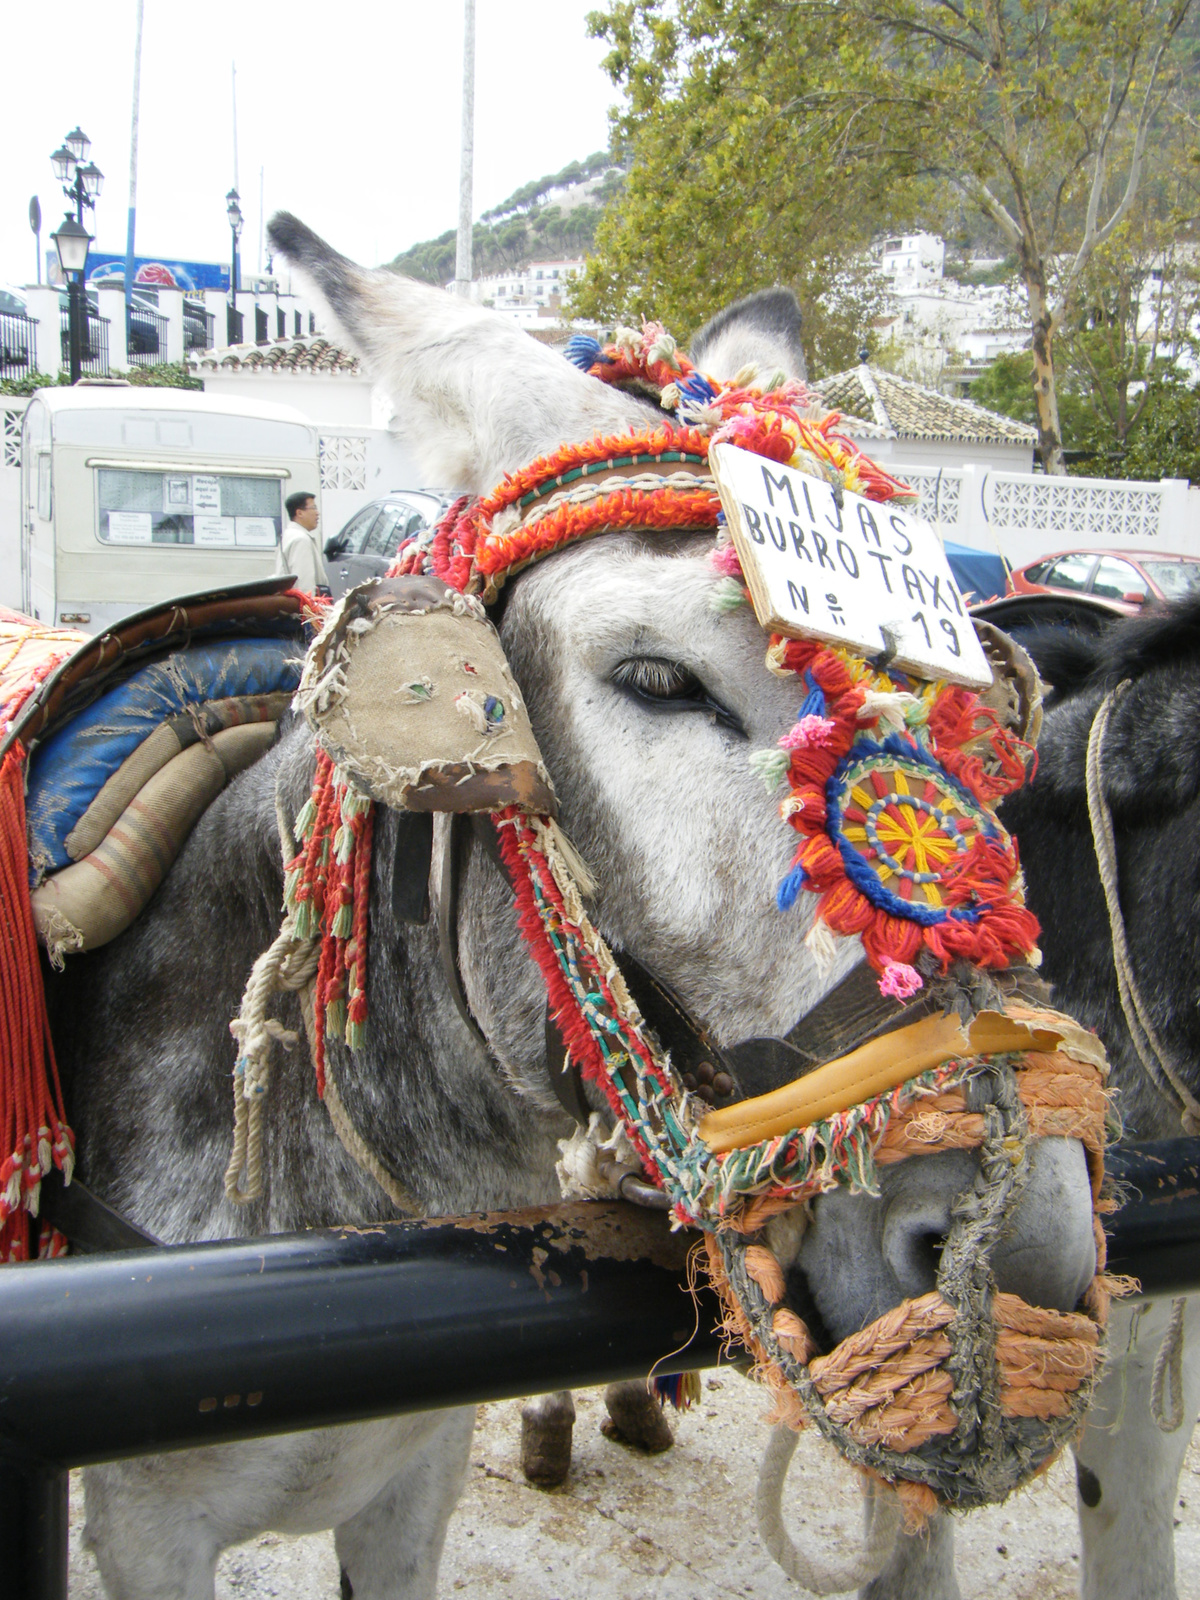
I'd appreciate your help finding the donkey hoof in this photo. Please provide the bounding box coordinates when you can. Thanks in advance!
[521,1390,575,1487]
[601,1380,674,1453]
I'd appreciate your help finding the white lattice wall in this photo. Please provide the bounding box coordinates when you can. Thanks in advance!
[318,433,368,492]
[892,465,964,532]
[890,460,1199,564]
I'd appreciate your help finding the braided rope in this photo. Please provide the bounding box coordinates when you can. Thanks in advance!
[1151,1297,1187,1433]
[1086,682,1200,1132]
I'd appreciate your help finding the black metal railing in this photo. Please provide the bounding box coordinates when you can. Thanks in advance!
[60,309,109,376]
[126,306,168,366]
[226,304,244,345]
[254,306,269,345]
[183,302,215,351]
[0,310,38,379]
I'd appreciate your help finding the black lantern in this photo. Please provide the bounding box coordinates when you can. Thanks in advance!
[51,214,92,276]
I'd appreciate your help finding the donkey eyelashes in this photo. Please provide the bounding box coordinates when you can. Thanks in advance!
[610,656,746,736]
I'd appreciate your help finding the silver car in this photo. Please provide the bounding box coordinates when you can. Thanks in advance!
[323,491,453,597]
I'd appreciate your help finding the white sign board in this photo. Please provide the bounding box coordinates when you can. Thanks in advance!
[193,515,235,547]
[191,475,221,514]
[235,517,277,548]
[107,511,152,545]
[710,443,992,688]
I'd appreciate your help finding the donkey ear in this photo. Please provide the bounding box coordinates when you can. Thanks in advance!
[267,213,657,492]
[690,288,807,386]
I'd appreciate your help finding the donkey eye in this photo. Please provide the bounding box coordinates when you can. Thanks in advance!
[611,657,702,701]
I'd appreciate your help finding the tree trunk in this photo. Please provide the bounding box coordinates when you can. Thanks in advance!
[1023,259,1067,475]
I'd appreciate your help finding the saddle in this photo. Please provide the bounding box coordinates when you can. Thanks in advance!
[0,579,313,1260]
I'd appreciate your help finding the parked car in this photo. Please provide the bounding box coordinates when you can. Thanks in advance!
[1009,548,1200,614]
[324,492,453,597]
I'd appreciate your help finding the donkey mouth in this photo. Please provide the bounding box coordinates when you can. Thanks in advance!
[780,1139,1098,1348]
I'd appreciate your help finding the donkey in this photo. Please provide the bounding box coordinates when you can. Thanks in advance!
[49,227,1098,1600]
[999,604,1200,1600]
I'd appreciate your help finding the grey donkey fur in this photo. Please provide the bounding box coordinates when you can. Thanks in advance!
[51,225,1098,1600]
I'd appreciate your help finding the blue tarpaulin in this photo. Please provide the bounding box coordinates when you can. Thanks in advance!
[944,541,1008,604]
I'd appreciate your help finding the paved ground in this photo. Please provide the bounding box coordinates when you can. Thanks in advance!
[69,1374,1200,1598]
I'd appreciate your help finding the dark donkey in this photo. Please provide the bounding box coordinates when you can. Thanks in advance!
[999,598,1200,1600]
[45,227,1097,1600]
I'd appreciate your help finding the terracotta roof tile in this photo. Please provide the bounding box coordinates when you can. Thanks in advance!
[188,336,362,376]
[815,365,1036,445]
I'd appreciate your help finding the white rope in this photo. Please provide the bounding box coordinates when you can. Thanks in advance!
[1085,683,1200,1133]
[755,1424,901,1594]
[1151,1297,1188,1433]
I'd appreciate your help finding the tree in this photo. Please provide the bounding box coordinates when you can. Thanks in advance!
[843,0,1197,472]
[569,1,909,372]
[581,0,1198,468]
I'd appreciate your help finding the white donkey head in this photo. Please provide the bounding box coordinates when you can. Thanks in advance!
[269,214,1105,1519]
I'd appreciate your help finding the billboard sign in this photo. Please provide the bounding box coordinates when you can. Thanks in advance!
[47,252,230,291]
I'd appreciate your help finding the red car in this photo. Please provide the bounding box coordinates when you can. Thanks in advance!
[1009,548,1200,614]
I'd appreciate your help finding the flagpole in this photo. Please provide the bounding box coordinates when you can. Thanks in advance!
[123,0,145,313]
[454,0,476,296]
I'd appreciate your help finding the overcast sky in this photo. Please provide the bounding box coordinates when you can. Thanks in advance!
[0,1,619,292]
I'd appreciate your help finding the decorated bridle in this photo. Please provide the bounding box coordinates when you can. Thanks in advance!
[228,324,1120,1518]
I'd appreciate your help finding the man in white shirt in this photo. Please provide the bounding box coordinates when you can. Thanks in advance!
[276,492,329,595]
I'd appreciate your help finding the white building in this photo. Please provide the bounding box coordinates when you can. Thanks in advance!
[876,234,946,290]
[466,260,591,328]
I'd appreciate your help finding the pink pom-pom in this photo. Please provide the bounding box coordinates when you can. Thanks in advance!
[878,960,924,1000]
[779,715,836,750]
[707,543,744,578]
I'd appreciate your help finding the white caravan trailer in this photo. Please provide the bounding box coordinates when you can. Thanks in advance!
[15,387,319,632]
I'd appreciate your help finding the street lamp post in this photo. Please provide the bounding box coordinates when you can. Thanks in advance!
[49,128,104,383]
[226,188,244,344]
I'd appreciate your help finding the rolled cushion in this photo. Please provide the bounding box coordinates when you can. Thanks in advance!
[31,722,277,960]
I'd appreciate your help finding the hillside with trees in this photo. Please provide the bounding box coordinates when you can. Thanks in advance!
[387,151,624,284]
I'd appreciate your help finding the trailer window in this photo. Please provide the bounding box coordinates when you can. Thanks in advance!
[96,469,282,547]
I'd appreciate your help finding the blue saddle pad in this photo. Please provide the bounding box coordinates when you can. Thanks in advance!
[26,638,303,879]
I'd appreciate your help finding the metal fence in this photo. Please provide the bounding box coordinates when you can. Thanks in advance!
[126,306,169,367]
[0,309,38,380]
[59,309,110,377]
[183,302,215,351]
[0,1143,1196,1600]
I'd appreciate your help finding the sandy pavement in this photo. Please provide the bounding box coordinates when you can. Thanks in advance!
[68,1371,1200,1599]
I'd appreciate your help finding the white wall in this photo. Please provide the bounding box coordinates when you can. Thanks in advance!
[199,371,375,427]
[0,398,26,611]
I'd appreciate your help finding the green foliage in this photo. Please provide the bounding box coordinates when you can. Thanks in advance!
[569,0,907,370]
[970,354,1038,428]
[0,370,69,396]
[0,363,201,397]
[971,351,1200,483]
[122,363,203,390]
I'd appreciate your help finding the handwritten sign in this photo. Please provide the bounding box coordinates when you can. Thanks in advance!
[191,475,221,514]
[710,443,992,688]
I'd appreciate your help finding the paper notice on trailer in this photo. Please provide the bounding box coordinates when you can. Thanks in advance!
[710,443,991,689]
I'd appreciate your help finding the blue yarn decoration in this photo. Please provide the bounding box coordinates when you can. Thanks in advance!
[777,862,808,911]
[797,670,827,722]
[678,371,718,404]
[821,736,996,928]
[564,334,606,372]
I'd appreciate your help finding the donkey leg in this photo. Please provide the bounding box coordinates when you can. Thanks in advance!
[1075,1294,1200,1600]
[601,1379,674,1452]
[334,1406,475,1600]
[860,1512,961,1600]
[520,1390,575,1486]
[83,1463,220,1600]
